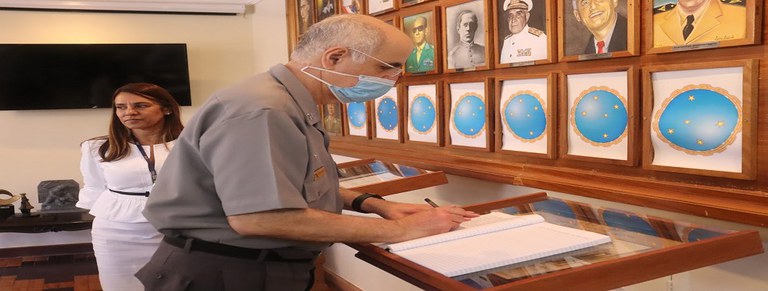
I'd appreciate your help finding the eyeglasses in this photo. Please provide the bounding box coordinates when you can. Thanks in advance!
[348,47,403,78]
[413,25,426,32]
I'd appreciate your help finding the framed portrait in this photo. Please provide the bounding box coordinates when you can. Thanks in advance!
[321,103,344,136]
[645,0,761,54]
[559,0,639,62]
[404,81,442,146]
[495,73,556,159]
[444,78,493,151]
[400,0,435,8]
[402,7,441,76]
[560,66,638,166]
[493,0,555,68]
[373,87,402,142]
[340,0,365,14]
[345,101,371,138]
[297,0,316,36]
[442,0,492,73]
[642,60,757,179]
[367,0,398,15]
[316,0,337,22]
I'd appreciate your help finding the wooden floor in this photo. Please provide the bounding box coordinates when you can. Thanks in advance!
[0,251,344,291]
[0,253,101,291]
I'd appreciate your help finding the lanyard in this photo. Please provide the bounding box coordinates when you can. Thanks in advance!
[131,135,157,184]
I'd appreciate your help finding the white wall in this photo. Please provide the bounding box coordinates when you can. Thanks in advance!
[0,0,287,247]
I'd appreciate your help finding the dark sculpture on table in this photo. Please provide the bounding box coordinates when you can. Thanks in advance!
[19,193,35,216]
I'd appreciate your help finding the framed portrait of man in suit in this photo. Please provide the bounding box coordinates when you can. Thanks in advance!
[493,0,555,68]
[645,0,760,54]
[442,0,491,73]
[402,7,440,76]
[559,0,639,62]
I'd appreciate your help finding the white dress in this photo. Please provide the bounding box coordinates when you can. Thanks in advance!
[77,139,174,291]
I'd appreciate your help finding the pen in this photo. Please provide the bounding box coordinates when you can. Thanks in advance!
[424,198,439,208]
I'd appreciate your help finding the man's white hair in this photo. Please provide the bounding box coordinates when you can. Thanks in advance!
[291,14,386,64]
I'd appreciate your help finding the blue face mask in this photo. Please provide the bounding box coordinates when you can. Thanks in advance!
[301,66,396,103]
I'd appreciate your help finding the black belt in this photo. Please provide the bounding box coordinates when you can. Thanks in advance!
[162,236,318,263]
[109,188,149,197]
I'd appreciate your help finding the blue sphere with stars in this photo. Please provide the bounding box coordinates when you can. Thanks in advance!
[410,95,436,133]
[504,94,546,140]
[453,94,486,137]
[347,102,367,128]
[573,90,627,143]
[377,97,398,131]
[658,88,739,152]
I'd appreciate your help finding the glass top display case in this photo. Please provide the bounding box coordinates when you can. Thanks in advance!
[337,159,448,196]
[347,192,763,291]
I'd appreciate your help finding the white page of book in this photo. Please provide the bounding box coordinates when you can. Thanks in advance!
[393,222,612,277]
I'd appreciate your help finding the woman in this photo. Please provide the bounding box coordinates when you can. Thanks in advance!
[76,83,183,290]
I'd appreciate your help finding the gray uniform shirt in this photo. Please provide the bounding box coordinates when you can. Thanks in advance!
[143,64,342,251]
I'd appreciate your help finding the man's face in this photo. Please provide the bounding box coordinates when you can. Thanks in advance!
[676,0,707,13]
[507,9,529,35]
[457,13,478,43]
[575,0,618,33]
[412,18,428,46]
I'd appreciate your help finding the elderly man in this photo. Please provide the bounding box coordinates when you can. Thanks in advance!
[653,0,746,46]
[449,10,486,69]
[137,14,477,291]
[405,16,436,73]
[572,0,627,54]
[499,0,547,63]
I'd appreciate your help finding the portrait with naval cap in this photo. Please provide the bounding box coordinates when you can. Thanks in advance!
[561,0,638,60]
[494,0,551,66]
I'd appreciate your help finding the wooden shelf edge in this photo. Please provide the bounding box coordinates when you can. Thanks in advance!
[331,144,768,227]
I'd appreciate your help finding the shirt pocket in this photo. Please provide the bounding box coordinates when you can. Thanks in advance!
[303,164,331,203]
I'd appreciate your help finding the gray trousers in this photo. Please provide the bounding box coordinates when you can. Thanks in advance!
[136,241,316,291]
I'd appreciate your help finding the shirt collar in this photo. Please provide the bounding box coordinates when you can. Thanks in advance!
[269,64,321,126]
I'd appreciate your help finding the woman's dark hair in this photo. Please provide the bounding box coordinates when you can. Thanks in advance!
[90,83,184,162]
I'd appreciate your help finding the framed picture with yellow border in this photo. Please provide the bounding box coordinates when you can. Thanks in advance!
[404,81,443,147]
[444,78,493,151]
[560,66,639,166]
[642,59,757,179]
[495,73,556,159]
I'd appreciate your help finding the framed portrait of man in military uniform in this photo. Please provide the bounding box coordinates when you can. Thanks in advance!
[296,0,315,36]
[340,0,365,14]
[442,0,492,73]
[559,0,639,62]
[645,0,760,54]
[402,7,440,76]
[321,103,344,136]
[493,0,555,68]
[316,0,337,21]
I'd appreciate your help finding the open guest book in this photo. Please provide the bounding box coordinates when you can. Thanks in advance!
[383,212,612,277]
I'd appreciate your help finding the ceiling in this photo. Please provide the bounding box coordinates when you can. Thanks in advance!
[0,0,266,14]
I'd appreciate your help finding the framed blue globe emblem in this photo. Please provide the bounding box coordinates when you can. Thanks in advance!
[653,84,741,156]
[502,90,547,142]
[409,94,437,135]
[569,86,628,146]
[347,102,367,129]
[376,96,398,132]
[451,93,486,138]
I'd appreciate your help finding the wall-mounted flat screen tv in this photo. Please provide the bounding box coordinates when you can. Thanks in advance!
[0,43,191,110]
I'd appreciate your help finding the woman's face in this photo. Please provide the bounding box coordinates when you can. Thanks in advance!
[114,92,168,132]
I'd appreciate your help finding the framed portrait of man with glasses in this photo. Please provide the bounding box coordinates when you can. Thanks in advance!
[402,6,440,76]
